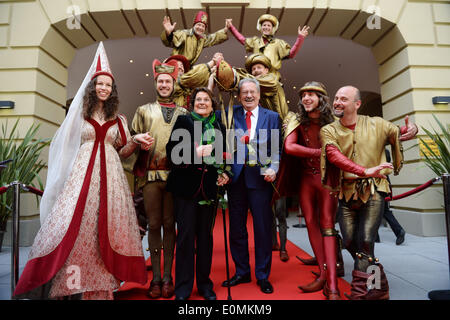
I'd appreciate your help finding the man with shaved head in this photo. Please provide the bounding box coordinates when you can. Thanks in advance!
[319,85,418,300]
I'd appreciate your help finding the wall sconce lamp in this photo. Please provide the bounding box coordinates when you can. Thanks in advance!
[0,101,14,109]
[432,96,450,105]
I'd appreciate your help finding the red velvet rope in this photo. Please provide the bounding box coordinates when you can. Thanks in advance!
[385,177,440,202]
[23,185,43,196]
[0,185,9,195]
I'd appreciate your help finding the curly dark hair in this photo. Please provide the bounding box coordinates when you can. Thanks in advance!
[297,81,334,127]
[189,87,218,114]
[82,76,119,121]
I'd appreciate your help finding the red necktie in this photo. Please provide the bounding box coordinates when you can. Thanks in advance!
[245,110,252,144]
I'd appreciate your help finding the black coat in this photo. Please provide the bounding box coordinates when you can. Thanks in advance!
[166,114,226,200]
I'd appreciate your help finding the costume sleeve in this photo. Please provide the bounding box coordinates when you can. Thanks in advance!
[319,125,344,190]
[204,28,229,47]
[233,68,278,95]
[244,37,258,52]
[326,145,366,176]
[178,63,211,88]
[256,73,278,95]
[289,34,305,59]
[117,115,138,159]
[383,119,404,175]
[228,24,246,45]
[278,39,292,60]
[284,129,321,158]
[161,29,186,48]
[131,106,148,135]
[166,116,182,165]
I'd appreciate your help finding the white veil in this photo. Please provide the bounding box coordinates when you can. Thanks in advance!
[39,42,111,224]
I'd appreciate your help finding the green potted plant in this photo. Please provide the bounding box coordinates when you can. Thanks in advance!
[0,119,50,251]
[419,114,450,300]
[418,114,450,176]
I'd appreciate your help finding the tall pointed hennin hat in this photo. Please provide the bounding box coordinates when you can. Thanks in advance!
[91,46,115,81]
[39,41,113,225]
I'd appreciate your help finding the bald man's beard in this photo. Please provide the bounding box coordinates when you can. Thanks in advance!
[333,109,344,118]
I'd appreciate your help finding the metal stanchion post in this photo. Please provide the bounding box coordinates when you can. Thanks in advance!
[10,181,20,299]
[428,173,450,300]
[443,174,450,279]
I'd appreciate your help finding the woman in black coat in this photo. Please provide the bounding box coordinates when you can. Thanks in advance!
[166,87,230,300]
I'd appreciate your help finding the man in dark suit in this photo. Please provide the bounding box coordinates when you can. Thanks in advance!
[219,78,281,294]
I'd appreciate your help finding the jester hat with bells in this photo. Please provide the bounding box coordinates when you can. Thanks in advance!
[152,58,179,101]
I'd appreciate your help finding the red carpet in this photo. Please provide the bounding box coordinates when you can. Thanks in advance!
[115,210,351,300]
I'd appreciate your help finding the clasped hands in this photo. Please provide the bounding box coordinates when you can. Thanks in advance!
[196,144,230,186]
[134,132,154,151]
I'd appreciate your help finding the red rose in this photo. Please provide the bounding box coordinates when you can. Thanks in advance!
[240,134,250,144]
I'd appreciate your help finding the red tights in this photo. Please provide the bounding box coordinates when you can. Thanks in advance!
[298,173,339,291]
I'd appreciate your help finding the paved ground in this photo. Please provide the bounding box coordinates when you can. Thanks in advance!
[0,212,449,300]
[284,213,450,300]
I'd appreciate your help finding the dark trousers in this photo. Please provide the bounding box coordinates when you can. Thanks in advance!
[227,170,273,280]
[383,202,404,237]
[272,197,288,251]
[174,195,216,297]
[338,191,384,272]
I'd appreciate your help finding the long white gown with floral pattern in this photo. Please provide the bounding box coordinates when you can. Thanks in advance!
[14,116,147,300]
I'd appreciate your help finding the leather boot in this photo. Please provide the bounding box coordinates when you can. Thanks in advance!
[323,235,339,294]
[345,264,389,300]
[296,256,318,265]
[280,250,289,262]
[365,263,389,300]
[323,282,341,300]
[345,269,370,300]
[148,280,162,299]
[298,278,326,293]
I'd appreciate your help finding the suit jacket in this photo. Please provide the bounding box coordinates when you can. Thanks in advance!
[217,104,281,190]
[166,114,226,200]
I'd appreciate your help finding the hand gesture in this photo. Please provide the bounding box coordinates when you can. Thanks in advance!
[217,173,230,186]
[196,144,213,158]
[135,133,154,151]
[364,162,394,179]
[207,70,216,91]
[399,115,418,141]
[298,25,310,37]
[225,19,233,29]
[163,16,176,35]
[263,168,276,183]
[213,52,224,64]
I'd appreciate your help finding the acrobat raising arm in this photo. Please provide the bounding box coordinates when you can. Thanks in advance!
[225,19,309,59]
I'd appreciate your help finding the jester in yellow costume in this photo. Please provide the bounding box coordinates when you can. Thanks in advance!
[161,11,228,66]
[131,59,188,300]
[319,85,418,300]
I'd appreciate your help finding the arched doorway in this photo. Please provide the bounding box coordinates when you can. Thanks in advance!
[1,1,448,244]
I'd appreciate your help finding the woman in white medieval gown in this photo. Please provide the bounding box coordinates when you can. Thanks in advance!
[14,44,153,300]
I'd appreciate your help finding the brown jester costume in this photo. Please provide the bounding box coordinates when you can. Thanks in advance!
[131,59,188,299]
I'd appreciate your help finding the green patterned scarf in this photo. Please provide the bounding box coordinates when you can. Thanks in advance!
[191,111,216,146]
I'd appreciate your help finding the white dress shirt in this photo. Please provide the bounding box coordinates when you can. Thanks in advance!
[245,105,259,140]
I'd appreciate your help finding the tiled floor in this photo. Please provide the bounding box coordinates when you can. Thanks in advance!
[0,213,449,300]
